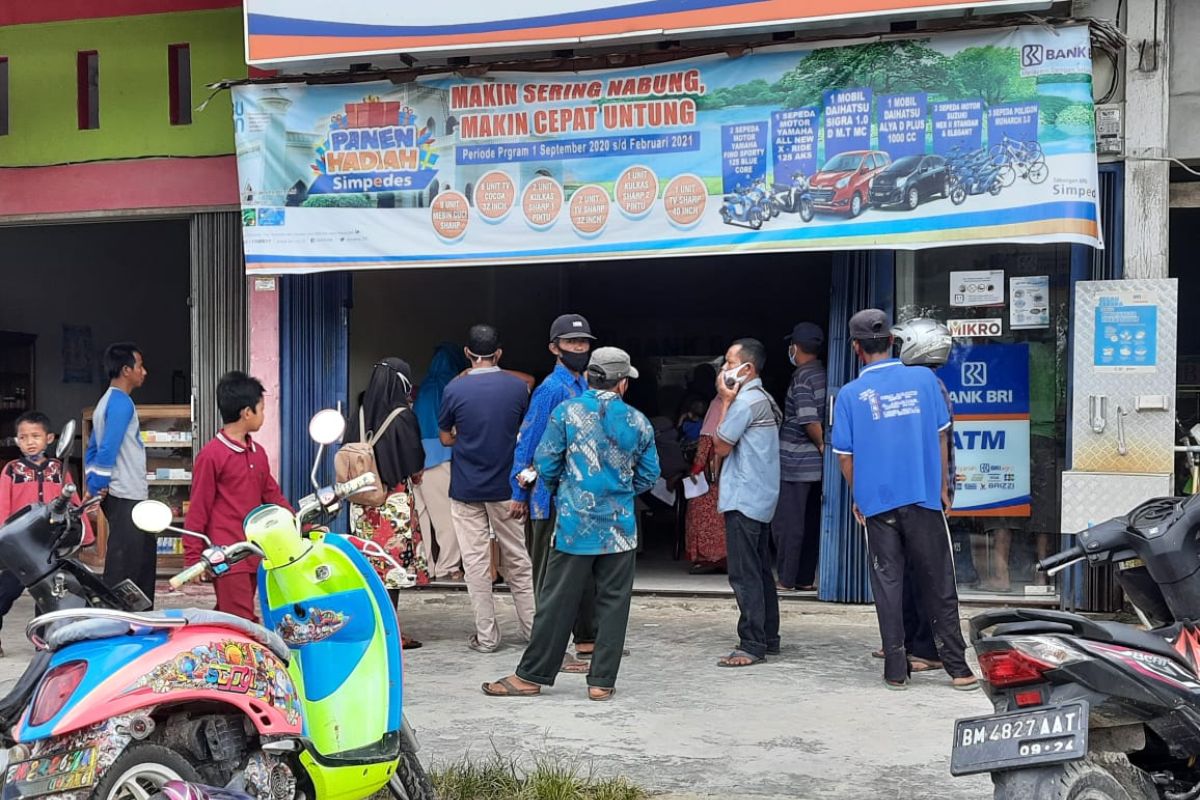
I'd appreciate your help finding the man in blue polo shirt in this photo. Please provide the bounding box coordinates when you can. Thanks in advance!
[831,309,977,692]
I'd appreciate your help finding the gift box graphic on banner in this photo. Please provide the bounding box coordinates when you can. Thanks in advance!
[232,24,1101,273]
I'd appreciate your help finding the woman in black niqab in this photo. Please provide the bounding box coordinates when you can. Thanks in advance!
[350,358,430,634]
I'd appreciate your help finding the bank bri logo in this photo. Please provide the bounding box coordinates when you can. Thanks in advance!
[1021,44,1044,68]
[961,361,988,387]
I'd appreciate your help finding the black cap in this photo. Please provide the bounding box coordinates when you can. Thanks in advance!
[785,322,825,348]
[849,308,891,339]
[549,313,596,342]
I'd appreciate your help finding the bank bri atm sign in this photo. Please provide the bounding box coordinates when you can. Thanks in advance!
[243,0,1044,65]
[937,343,1031,517]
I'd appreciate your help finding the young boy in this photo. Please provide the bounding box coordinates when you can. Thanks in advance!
[184,371,290,621]
[0,411,91,655]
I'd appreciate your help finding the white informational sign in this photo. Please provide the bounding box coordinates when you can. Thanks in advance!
[950,270,1005,307]
[1010,275,1050,329]
[948,318,1003,338]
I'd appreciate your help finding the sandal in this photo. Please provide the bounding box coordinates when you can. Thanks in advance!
[588,687,616,702]
[884,678,909,691]
[871,648,885,659]
[561,655,591,674]
[909,657,943,672]
[952,676,981,691]
[402,636,423,650]
[717,649,764,668]
[481,676,541,697]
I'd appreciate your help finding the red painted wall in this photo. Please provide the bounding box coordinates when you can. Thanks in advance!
[0,157,240,218]
[1,1,241,26]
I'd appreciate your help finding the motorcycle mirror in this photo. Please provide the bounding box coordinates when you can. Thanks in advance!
[308,409,346,446]
[1190,423,1200,444]
[55,420,76,461]
[131,500,174,534]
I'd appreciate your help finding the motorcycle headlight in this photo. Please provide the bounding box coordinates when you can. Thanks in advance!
[835,177,850,189]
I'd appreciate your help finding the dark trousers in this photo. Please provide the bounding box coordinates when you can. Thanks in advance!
[516,548,636,689]
[214,573,258,621]
[724,511,780,659]
[527,515,596,645]
[773,481,820,589]
[865,504,970,682]
[0,570,25,632]
[902,561,938,661]
[102,495,158,606]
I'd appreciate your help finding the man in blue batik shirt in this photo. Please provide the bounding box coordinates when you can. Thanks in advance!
[831,309,977,692]
[484,347,660,701]
[510,313,597,660]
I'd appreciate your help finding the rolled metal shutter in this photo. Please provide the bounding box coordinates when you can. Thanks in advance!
[279,272,352,501]
[818,250,895,603]
[190,212,248,448]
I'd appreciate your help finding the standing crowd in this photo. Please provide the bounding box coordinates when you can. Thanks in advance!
[0,309,978,694]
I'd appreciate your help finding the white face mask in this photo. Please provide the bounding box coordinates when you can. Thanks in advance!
[787,346,798,367]
[722,362,752,388]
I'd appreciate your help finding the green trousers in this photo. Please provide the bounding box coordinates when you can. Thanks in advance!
[527,515,596,644]
[516,547,637,689]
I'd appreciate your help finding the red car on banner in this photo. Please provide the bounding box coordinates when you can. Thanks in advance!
[808,150,892,217]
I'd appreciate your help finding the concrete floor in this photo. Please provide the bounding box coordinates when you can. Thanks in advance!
[0,587,998,800]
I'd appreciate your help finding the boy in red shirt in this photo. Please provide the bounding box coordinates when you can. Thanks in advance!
[0,411,91,655]
[184,372,290,621]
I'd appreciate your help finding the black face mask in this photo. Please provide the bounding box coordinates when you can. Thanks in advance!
[560,349,591,374]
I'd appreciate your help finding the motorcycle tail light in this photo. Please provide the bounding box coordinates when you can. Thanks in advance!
[979,637,1087,688]
[1014,688,1044,707]
[29,661,87,727]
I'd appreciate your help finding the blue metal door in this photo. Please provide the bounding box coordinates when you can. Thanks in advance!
[279,272,352,501]
[818,251,895,603]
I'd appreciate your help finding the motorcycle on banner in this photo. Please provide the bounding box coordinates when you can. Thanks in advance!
[0,410,432,800]
[952,491,1200,799]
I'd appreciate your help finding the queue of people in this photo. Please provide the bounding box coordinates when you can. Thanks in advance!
[36,308,976,698]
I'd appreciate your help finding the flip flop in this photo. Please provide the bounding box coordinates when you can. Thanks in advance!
[588,687,616,701]
[952,677,981,692]
[909,657,943,672]
[884,678,909,691]
[717,649,764,668]
[872,648,885,659]
[481,676,541,697]
[561,656,591,674]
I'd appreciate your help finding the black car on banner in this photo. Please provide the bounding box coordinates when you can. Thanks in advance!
[869,154,951,210]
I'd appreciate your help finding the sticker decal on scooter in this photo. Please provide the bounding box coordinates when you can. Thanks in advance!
[1172,624,1200,672]
[276,607,348,646]
[5,714,137,800]
[130,640,302,724]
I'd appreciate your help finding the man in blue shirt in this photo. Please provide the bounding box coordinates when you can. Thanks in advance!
[831,309,977,691]
[713,338,783,668]
[84,342,153,603]
[439,325,534,653]
[510,313,598,660]
[483,347,659,701]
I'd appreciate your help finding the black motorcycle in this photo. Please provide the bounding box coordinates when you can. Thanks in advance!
[952,493,1200,799]
[0,421,151,749]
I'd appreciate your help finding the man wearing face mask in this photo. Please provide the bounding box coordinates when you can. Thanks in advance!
[439,324,535,653]
[483,347,660,701]
[712,338,783,668]
[774,323,827,593]
[510,313,599,663]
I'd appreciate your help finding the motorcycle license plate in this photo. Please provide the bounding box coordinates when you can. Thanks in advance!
[4,746,99,797]
[950,702,1087,776]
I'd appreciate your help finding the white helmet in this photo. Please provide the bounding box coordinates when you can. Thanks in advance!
[890,318,953,367]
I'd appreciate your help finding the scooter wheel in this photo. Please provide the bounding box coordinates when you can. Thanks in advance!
[799,200,814,223]
[93,743,202,800]
[951,187,967,205]
[749,210,763,229]
[720,208,731,225]
[388,751,437,800]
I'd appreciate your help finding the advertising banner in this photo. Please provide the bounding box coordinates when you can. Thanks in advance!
[937,343,1031,516]
[233,25,1101,273]
[243,0,1044,64]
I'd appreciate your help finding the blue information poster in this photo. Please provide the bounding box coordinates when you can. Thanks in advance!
[931,99,985,155]
[772,107,819,181]
[1095,297,1158,372]
[937,343,1031,517]
[878,93,928,159]
[823,88,873,155]
[721,121,768,193]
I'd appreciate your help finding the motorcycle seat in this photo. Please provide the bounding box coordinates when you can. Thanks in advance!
[1091,620,1192,670]
[44,609,291,664]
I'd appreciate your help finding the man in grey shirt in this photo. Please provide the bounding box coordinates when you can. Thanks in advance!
[85,343,152,602]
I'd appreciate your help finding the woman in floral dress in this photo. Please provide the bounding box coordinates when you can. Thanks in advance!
[351,357,428,647]
[684,398,727,574]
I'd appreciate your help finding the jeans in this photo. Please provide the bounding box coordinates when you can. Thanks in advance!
[773,480,820,588]
[102,495,158,606]
[724,511,780,658]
